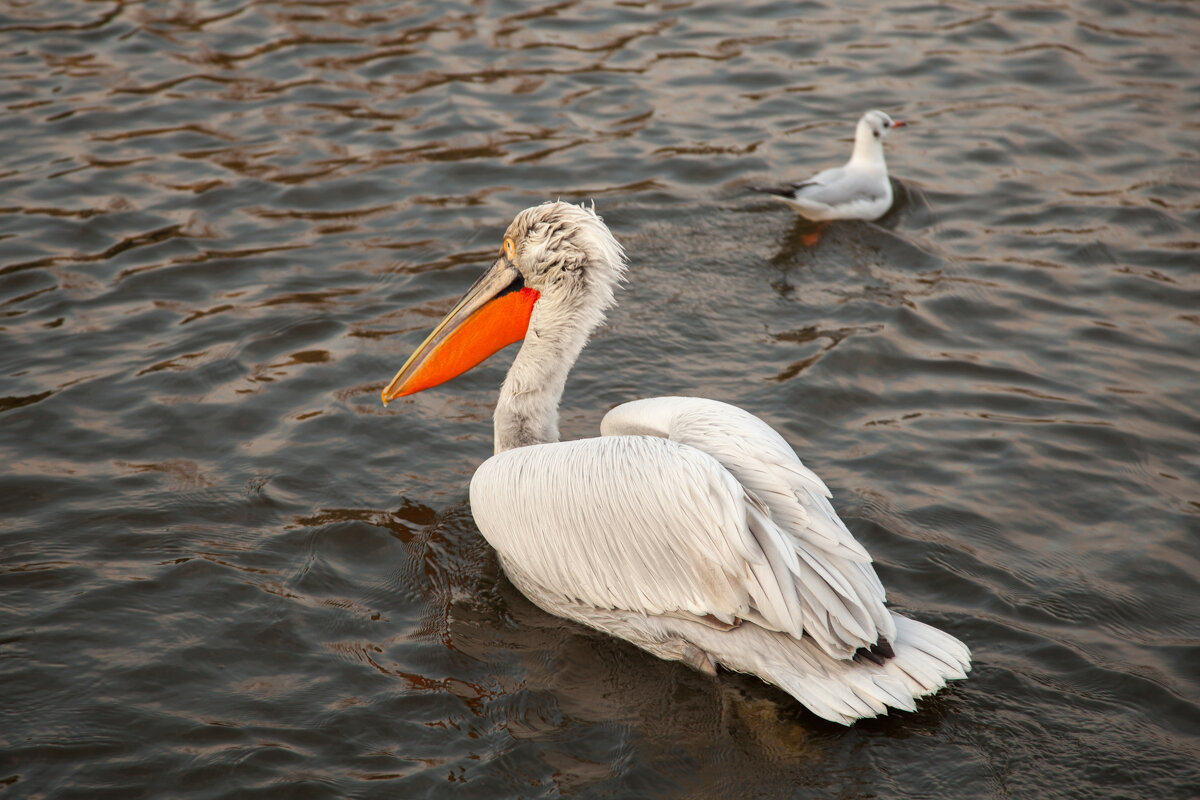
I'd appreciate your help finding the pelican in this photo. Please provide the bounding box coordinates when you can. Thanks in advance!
[381,201,970,725]
[754,110,906,222]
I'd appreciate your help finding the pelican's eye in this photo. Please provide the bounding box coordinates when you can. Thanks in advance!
[503,237,516,260]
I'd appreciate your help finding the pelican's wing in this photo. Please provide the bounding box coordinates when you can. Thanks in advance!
[601,396,896,651]
[469,399,892,659]
[471,436,807,638]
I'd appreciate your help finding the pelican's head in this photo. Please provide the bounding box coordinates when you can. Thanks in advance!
[500,201,627,321]
[381,201,627,404]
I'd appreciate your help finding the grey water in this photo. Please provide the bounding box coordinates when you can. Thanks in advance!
[1,1,1198,798]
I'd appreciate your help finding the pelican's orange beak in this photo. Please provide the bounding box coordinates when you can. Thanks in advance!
[381,257,540,404]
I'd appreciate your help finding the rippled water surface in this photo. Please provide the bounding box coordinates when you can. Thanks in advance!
[2,1,1198,797]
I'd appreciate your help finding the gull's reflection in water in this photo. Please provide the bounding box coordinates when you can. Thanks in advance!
[765,178,934,298]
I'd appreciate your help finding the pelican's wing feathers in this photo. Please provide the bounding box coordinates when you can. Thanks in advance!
[603,396,895,647]
[470,397,893,659]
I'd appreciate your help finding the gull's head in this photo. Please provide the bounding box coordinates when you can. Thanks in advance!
[857,110,906,143]
[380,201,627,404]
[850,110,906,165]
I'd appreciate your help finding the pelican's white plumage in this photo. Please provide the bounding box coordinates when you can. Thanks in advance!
[382,201,970,725]
[755,110,906,221]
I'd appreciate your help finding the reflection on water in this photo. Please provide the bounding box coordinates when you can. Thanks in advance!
[1,0,1198,797]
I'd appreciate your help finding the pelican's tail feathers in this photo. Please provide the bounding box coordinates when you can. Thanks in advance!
[684,611,971,725]
[532,596,971,727]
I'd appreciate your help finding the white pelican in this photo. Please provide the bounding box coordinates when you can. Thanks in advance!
[754,110,906,222]
[381,201,970,725]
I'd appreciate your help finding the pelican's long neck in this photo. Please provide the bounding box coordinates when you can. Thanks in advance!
[849,123,886,167]
[493,305,593,454]
[486,201,626,453]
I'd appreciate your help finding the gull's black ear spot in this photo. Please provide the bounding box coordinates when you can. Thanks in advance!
[873,131,880,138]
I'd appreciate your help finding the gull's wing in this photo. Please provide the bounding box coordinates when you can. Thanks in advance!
[752,166,846,200]
[790,165,886,209]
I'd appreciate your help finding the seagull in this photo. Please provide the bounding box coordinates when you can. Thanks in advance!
[381,201,970,725]
[754,110,906,224]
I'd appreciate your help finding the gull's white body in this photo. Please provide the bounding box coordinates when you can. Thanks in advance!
[385,202,970,725]
[758,110,903,222]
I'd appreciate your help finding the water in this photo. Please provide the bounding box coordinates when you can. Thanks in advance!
[1,0,1198,797]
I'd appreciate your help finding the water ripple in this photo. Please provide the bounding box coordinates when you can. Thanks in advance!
[1,0,1198,798]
